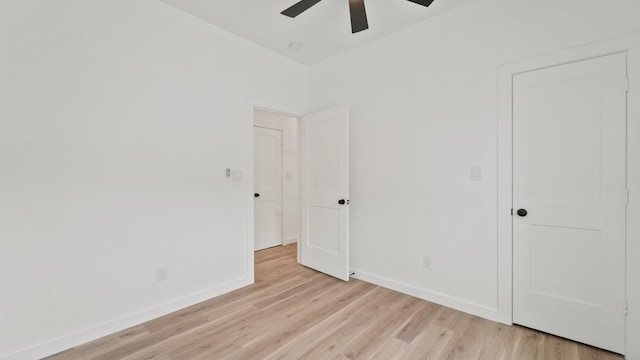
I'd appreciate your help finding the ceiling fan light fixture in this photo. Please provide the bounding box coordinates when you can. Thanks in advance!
[288,42,304,51]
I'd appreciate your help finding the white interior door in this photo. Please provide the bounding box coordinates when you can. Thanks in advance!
[513,53,627,353]
[300,106,349,281]
[254,126,283,251]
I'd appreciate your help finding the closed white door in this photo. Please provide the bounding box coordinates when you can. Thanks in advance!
[300,106,350,281]
[513,53,627,353]
[254,126,283,251]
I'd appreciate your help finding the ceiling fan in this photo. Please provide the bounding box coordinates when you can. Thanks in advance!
[281,0,435,34]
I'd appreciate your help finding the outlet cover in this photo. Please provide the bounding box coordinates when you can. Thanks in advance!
[423,256,432,270]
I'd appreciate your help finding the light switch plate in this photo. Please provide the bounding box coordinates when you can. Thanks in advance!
[231,169,243,182]
[471,166,482,181]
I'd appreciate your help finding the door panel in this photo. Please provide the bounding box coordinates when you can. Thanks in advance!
[300,106,349,281]
[513,52,627,353]
[529,225,602,306]
[528,75,602,204]
[307,118,340,193]
[308,205,341,253]
[254,126,283,251]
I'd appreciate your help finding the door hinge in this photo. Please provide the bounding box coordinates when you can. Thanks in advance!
[625,300,629,316]
[511,208,513,216]
[625,76,630,92]
[626,189,630,205]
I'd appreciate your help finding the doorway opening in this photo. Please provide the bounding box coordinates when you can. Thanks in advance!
[248,104,351,282]
[253,108,300,252]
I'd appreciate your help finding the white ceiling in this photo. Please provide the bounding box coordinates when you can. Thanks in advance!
[160,0,478,65]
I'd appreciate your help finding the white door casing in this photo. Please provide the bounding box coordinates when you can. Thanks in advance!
[254,126,283,251]
[512,53,627,353]
[300,106,350,281]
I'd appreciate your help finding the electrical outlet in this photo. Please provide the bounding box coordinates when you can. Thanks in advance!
[423,256,432,270]
[157,266,168,282]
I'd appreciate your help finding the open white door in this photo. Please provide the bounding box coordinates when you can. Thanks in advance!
[300,106,349,281]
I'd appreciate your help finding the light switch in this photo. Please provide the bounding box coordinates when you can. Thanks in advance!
[471,166,482,181]
[231,169,243,182]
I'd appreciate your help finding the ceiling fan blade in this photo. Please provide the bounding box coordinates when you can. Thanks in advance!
[406,0,435,7]
[281,0,323,18]
[349,0,369,33]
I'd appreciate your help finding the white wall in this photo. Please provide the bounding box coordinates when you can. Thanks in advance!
[254,109,299,245]
[308,0,640,356]
[3,0,640,358]
[0,1,307,358]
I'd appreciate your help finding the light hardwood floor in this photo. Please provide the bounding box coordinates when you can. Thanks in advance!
[46,244,622,360]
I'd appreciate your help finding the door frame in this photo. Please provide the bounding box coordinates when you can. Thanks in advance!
[245,99,301,284]
[497,34,640,357]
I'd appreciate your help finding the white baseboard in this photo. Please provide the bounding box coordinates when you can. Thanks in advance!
[1,277,252,360]
[283,236,298,245]
[350,268,508,324]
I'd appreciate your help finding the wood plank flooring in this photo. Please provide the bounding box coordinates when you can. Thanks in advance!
[46,244,623,360]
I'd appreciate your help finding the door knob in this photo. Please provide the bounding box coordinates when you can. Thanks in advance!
[254,193,260,198]
[338,199,346,205]
[517,208,528,217]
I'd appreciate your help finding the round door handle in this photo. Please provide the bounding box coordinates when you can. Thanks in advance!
[254,193,260,198]
[338,199,346,205]
[517,208,528,217]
